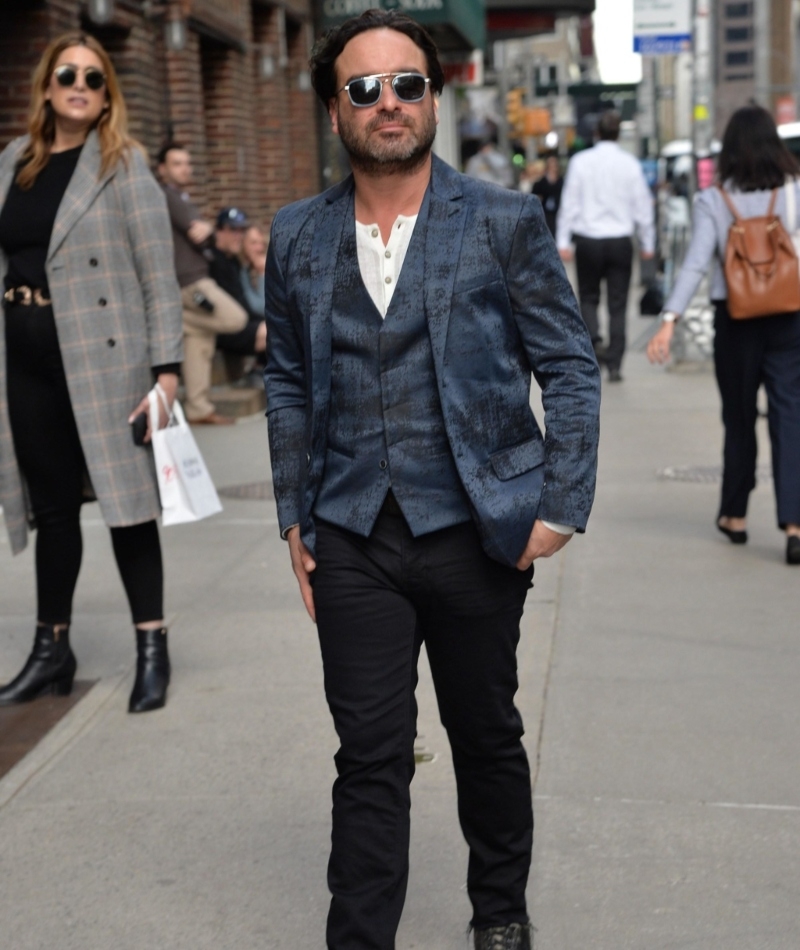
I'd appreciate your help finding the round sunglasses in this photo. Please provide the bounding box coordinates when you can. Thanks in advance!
[53,64,106,92]
[337,73,430,108]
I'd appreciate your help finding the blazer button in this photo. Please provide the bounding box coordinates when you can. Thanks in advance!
[379,459,388,470]
[89,258,98,267]
[107,338,116,347]
[98,297,107,307]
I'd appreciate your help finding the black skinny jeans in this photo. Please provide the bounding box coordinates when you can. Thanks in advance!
[4,301,163,625]
[574,234,634,370]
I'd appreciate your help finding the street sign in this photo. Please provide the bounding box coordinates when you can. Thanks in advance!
[633,0,692,55]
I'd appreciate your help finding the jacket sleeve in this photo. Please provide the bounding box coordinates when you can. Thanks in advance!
[116,149,184,368]
[506,196,601,531]
[264,215,307,536]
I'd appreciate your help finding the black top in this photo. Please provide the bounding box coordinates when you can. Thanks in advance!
[0,145,83,295]
[209,246,259,320]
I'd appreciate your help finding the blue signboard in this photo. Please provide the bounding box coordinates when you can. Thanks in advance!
[634,35,691,55]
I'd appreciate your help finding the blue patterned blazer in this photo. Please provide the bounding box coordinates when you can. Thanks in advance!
[264,155,601,568]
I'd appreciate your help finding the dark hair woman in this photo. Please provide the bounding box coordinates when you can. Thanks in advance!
[0,33,184,709]
[647,105,800,564]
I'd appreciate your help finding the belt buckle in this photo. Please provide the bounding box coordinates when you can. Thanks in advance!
[33,289,50,306]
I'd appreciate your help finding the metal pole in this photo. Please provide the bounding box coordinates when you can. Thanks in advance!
[691,0,714,191]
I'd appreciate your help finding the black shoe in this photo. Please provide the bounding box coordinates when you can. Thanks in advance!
[0,624,76,705]
[473,923,532,950]
[607,367,623,382]
[787,535,800,565]
[717,520,748,545]
[128,627,170,713]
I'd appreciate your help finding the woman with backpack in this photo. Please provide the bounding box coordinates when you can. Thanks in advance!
[647,105,800,565]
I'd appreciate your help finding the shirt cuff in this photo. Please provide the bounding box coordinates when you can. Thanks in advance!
[541,520,576,536]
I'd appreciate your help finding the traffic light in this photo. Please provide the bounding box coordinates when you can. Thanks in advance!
[523,107,551,137]
[505,87,525,136]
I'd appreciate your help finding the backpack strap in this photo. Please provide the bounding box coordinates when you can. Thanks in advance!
[718,186,740,221]
[766,187,779,216]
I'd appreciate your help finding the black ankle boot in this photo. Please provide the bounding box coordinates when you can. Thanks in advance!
[0,624,76,705]
[473,923,532,950]
[128,627,170,713]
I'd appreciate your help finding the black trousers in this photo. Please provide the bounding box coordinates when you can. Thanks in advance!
[713,301,800,527]
[4,301,164,624]
[312,501,534,950]
[574,235,634,370]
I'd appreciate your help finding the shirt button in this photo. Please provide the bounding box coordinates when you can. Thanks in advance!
[371,229,379,238]
[98,297,107,306]
[379,459,388,470]
[385,250,391,258]
[385,276,392,284]
[107,338,116,347]
[89,257,98,267]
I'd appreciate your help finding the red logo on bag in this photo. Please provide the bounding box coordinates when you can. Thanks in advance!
[162,464,176,483]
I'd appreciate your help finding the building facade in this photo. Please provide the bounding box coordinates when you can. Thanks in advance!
[0,0,320,228]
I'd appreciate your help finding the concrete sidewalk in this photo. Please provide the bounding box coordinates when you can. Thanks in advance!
[1,310,798,949]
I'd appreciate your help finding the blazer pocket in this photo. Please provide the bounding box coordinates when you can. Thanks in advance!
[489,438,545,481]
[452,275,504,296]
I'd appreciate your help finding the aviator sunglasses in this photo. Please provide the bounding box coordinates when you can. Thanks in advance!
[53,64,106,91]
[337,72,431,108]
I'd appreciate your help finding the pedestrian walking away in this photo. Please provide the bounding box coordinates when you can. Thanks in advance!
[648,105,800,565]
[556,110,655,381]
[0,32,184,712]
[263,10,601,949]
[531,153,563,237]
[157,143,247,425]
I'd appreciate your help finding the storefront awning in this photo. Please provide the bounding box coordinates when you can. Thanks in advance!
[319,0,485,55]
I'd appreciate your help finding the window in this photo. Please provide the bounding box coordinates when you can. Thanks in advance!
[725,27,752,42]
[726,50,753,66]
[725,2,752,17]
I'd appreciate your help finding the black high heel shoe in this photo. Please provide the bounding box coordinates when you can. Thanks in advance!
[0,624,76,705]
[128,627,170,713]
[717,519,748,545]
[787,535,800,565]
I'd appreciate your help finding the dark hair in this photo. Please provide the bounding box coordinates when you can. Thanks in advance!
[717,105,799,191]
[156,141,186,165]
[597,111,621,141]
[309,9,444,105]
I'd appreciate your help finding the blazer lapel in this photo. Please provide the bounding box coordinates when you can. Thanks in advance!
[308,176,353,439]
[47,130,115,262]
[424,155,466,376]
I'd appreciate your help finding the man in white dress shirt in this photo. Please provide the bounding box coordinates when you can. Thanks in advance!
[556,110,655,381]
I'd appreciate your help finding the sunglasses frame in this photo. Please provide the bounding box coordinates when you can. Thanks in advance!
[337,72,431,109]
[53,64,107,92]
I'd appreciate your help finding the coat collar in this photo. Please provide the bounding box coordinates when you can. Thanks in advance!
[48,130,116,262]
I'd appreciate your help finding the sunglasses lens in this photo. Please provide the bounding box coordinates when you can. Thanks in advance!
[348,77,382,107]
[55,66,76,87]
[85,69,106,91]
[394,74,427,102]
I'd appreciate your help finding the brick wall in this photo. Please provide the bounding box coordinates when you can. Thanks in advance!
[0,0,320,228]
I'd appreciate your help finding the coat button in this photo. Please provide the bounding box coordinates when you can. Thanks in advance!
[107,338,116,347]
[98,297,107,306]
[379,459,388,470]
[89,258,98,267]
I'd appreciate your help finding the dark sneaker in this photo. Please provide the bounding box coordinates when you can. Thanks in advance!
[473,923,532,950]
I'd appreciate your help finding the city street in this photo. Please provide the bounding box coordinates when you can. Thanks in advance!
[1,304,798,949]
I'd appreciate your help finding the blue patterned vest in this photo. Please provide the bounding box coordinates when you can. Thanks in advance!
[312,194,471,537]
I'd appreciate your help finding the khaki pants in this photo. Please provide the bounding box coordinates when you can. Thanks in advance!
[181,277,247,420]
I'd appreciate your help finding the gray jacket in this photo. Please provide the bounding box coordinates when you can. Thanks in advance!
[664,179,800,315]
[0,131,183,554]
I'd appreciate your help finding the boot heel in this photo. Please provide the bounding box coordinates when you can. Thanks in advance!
[51,674,75,697]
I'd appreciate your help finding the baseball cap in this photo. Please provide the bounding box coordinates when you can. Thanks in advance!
[216,207,249,229]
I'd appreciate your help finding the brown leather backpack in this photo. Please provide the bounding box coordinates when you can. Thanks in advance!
[719,186,800,319]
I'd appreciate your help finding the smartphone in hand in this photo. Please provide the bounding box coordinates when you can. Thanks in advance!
[131,411,148,446]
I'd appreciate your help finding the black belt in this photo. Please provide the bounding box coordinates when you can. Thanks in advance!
[4,286,52,307]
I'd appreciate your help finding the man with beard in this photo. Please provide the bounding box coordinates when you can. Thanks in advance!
[263,11,600,950]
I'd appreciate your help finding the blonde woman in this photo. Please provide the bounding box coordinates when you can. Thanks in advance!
[0,33,183,709]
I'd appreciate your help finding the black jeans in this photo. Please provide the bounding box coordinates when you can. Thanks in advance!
[4,301,164,624]
[312,501,534,950]
[713,301,800,527]
[574,234,634,370]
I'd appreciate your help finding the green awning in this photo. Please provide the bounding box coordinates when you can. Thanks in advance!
[319,0,485,55]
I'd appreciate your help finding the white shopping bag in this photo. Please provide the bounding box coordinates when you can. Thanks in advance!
[148,387,223,526]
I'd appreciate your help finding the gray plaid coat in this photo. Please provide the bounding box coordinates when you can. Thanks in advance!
[0,131,183,555]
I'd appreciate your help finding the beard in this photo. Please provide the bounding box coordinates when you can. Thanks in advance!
[337,105,437,176]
